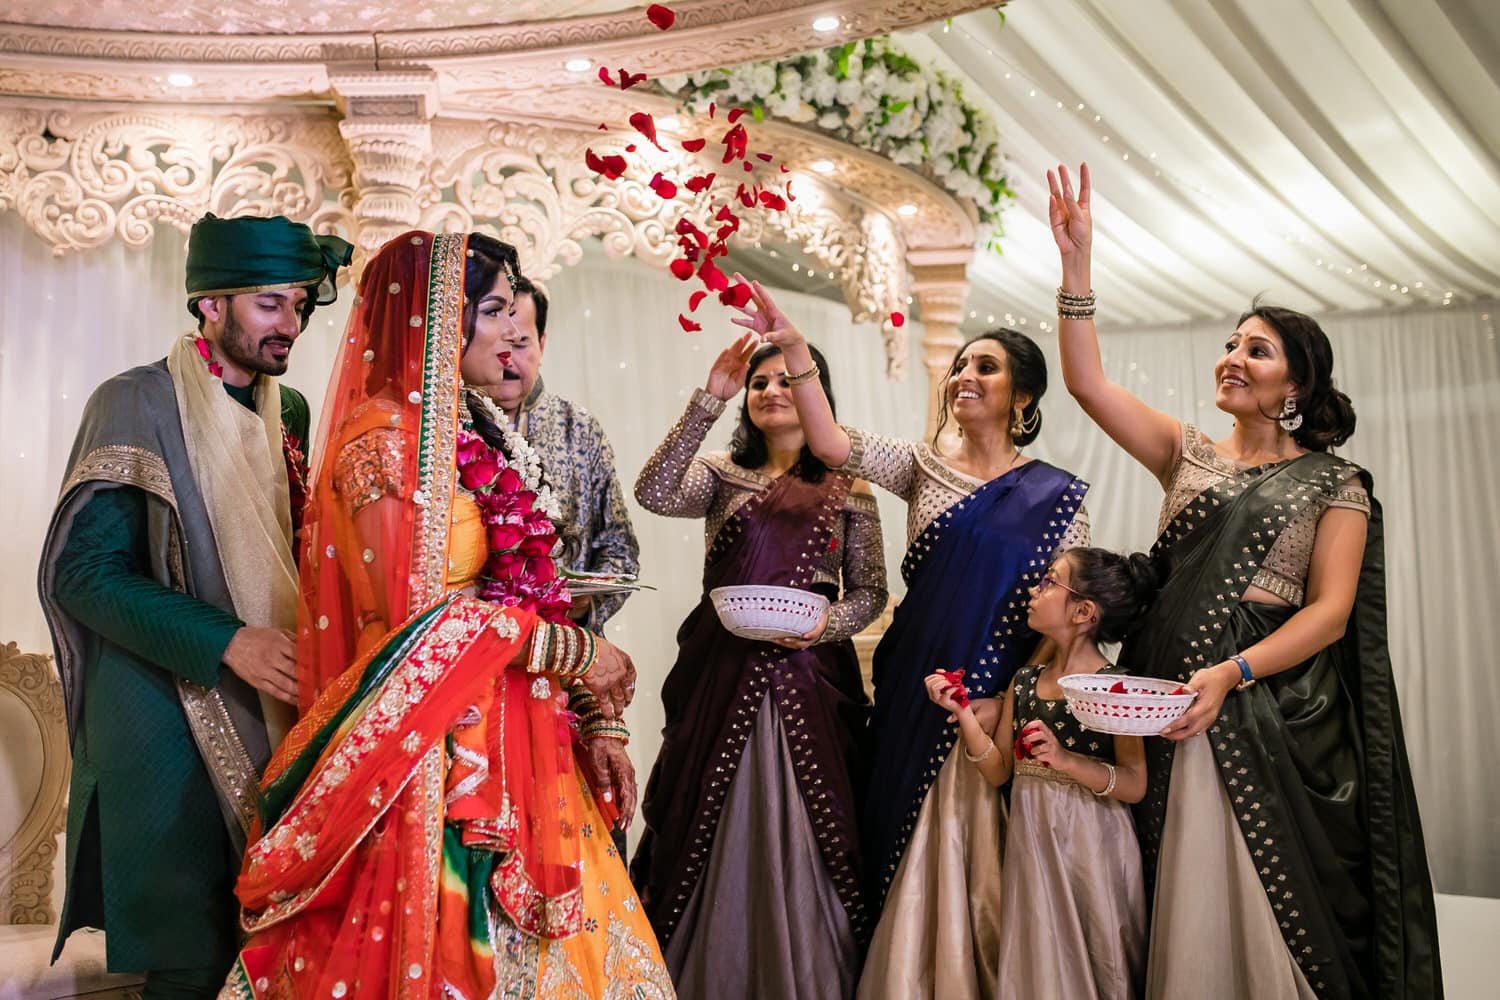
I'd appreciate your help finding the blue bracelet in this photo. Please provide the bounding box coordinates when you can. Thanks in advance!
[1232,654,1254,685]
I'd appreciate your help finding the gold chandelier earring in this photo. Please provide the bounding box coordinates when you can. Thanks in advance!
[1012,405,1040,439]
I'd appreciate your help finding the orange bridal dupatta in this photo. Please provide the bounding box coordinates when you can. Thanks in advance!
[227,232,586,1000]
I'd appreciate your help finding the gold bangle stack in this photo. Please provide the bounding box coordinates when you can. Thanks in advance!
[784,362,821,386]
[1056,286,1097,320]
[585,720,631,743]
[528,623,598,678]
[566,684,630,742]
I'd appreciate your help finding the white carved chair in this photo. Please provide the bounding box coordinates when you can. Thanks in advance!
[0,642,141,1000]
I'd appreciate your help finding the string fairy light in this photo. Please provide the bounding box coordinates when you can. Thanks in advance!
[940,18,1460,308]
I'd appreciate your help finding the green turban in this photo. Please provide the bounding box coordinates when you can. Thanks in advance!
[185,213,354,326]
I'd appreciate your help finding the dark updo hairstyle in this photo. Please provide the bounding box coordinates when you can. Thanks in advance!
[460,232,520,350]
[931,328,1047,449]
[1237,300,1356,451]
[730,342,835,483]
[1055,548,1162,646]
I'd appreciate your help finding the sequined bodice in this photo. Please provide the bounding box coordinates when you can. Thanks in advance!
[1013,663,1124,764]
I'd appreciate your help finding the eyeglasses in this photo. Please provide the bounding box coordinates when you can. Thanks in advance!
[1035,575,1085,599]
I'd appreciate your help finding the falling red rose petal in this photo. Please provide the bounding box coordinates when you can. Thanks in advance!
[675,217,708,248]
[597,123,608,130]
[669,259,694,281]
[688,290,708,311]
[758,190,786,211]
[629,111,666,151]
[684,172,715,193]
[698,258,729,291]
[646,3,675,30]
[736,184,755,208]
[719,282,753,308]
[597,67,616,86]
[891,311,906,327]
[619,69,647,90]
[678,313,701,332]
[727,107,747,123]
[682,138,706,153]
[708,102,716,118]
[721,123,748,163]
[625,144,637,153]
[649,172,677,200]
[584,148,628,180]
[755,152,774,162]
[779,164,789,173]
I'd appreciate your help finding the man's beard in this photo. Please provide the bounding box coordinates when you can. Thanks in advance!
[220,305,294,377]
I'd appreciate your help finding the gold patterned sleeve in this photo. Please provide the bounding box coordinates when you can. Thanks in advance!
[1325,477,1371,516]
[823,493,890,642]
[332,427,407,514]
[835,425,918,501]
[633,389,726,518]
[1058,504,1092,552]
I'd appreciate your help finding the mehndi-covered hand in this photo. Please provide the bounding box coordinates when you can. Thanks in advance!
[583,634,637,721]
[585,736,639,831]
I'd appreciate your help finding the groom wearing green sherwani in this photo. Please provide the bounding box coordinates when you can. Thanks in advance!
[38,215,352,999]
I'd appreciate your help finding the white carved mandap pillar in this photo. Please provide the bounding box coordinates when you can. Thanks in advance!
[330,68,439,260]
[909,251,973,444]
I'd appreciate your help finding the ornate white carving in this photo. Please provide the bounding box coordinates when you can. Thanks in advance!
[0,643,66,925]
[0,106,355,255]
[0,60,328,104]
[2,0,638,35]
[0,1,997,79]
[415,118,921,372]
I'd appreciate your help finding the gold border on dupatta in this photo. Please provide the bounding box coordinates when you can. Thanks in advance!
[52,444,262,835]
[410,232,466,610]
[239,600,526,934]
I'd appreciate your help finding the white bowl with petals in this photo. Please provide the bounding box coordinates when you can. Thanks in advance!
[1058,673,1198,736]
[710,585,829,641]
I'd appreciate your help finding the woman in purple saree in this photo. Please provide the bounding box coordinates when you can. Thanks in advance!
[630,336,888,999]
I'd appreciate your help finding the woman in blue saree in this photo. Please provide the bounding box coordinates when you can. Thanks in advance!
[1047,162,1440,999]
[729,280,1090,999]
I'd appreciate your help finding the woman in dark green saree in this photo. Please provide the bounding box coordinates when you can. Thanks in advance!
[1046,163,1441,999]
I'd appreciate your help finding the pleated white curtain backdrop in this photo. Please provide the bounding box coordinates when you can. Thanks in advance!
[3,210,1495,895]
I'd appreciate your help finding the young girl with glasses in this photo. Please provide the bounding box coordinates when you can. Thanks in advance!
[925,547,1160,1000]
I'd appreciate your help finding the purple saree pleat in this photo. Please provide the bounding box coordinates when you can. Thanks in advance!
[631,470,872,974]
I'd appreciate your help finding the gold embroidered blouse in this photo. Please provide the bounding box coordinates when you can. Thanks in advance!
[838,425,1091,550]
[1158,424,1370,605]
[634,390,889,642]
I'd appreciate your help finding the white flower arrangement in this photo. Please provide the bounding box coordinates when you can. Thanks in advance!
[658,36,1014,234]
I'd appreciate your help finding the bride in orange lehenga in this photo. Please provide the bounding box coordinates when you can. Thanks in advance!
[220,230,674,999]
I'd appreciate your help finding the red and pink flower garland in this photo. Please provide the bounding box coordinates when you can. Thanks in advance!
[455,427,573,624]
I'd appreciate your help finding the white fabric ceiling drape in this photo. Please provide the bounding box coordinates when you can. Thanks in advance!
[3,212,1495,894]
